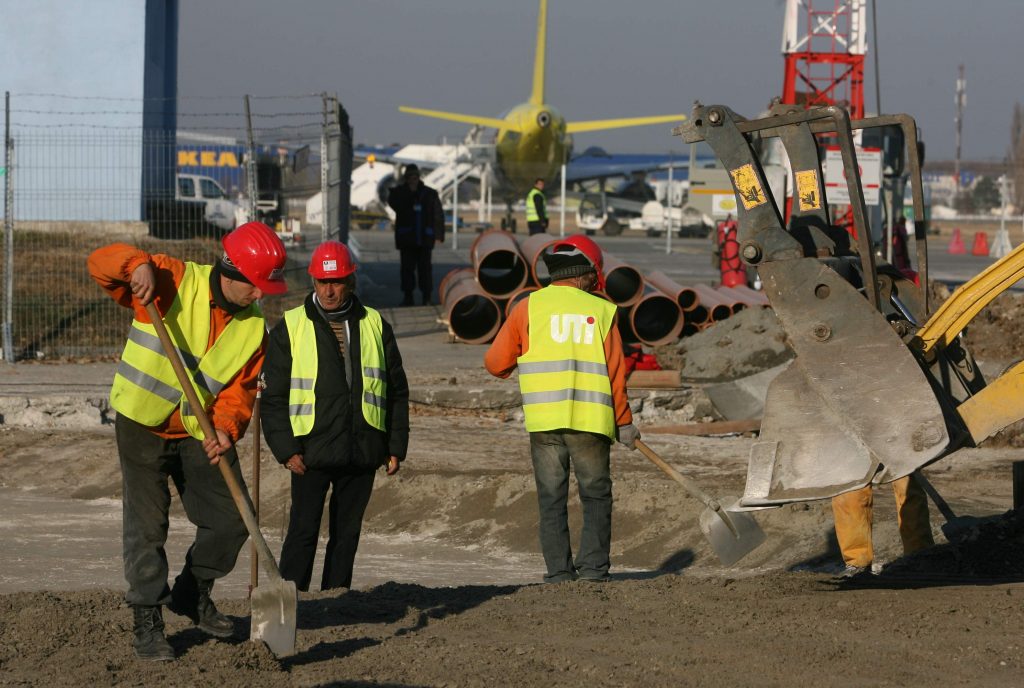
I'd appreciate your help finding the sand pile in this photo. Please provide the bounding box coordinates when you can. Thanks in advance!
[655,307,793,382]
[879,508,1024,580]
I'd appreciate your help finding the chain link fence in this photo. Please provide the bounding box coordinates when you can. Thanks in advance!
[1,92,351,361]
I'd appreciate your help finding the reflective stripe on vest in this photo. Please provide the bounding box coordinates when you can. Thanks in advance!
[526,187,544,222]
[516,285,617,439]
[284,304,388,436]
[110,262,265,440]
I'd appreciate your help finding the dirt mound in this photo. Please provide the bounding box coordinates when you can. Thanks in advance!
[880,509,1024,580]
[960,291,1024,366]
[655,307,793,382]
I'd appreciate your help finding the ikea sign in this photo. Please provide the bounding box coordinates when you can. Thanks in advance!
[177,149,240,168]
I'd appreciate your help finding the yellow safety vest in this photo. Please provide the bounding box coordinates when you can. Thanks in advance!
[110,262,265,440]
[526,187,545,222]
[516,285,617,439]
[284,304,387,436]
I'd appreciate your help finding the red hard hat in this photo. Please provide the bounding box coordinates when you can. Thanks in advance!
[308,240,357,279]
[222,222,288,295]
[550,234,606,290]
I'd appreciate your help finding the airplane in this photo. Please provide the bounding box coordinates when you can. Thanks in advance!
[399,0,687,230]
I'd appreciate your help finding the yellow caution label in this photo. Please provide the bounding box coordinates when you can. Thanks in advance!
[795,170,821,211]
[729,164,766,210]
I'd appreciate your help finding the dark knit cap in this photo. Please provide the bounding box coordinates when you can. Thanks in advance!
[542,246,596,281]
[219,253,253,284]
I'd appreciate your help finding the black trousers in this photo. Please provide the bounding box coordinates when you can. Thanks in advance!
[399,247,433,296]
[279,467,376,591]
[116,414,250,607]
[527,221,547,235]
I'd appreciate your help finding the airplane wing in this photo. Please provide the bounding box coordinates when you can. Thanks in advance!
[399,106,523,133]
[565,114,686,134]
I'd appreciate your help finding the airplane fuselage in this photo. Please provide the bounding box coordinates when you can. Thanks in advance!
[494,102,569,200]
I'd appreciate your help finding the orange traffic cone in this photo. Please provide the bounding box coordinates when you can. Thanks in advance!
[947,227,966,254]
[971,231,989,256]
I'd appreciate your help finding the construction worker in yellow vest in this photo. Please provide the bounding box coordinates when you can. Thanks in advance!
[88,222,288,661]
[526,178,549,235]
[260,241,410,592]
[485,234,640,583]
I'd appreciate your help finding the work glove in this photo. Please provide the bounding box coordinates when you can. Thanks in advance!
[617,423,641,450]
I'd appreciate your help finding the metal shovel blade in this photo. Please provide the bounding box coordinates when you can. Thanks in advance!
[250,577,298,657]
[699,496,766,566]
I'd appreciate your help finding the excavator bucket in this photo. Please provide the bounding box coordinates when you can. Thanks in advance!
[672,103,1006,508]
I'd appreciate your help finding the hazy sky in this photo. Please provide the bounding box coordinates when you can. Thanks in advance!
[178,0,1023,161]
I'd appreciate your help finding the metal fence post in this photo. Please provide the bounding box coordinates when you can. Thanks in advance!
[3,91,14,363]
[243,95,258,223]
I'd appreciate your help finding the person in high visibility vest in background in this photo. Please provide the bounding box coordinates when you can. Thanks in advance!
[88,222,288,661]
[526,178,549,235]
[485,235,640,583]
[260,241,410,592]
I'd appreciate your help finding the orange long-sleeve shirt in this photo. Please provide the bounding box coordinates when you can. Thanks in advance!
[484,291,632,427]
[88,243,265,442]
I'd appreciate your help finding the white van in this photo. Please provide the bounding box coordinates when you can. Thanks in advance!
[175,174,240,231]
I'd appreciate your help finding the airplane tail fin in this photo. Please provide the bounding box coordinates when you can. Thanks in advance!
[530,0,547,106]
[398,106,523,133]
[565,114,687,134]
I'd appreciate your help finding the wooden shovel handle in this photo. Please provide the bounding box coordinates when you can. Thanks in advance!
[635,439,721,511]
[250,392,261,593]
[144,301,283,581]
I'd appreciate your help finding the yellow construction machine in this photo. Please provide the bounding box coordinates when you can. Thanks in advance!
[674,103,1024,508]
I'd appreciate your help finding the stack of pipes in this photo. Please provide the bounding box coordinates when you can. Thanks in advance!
[440,232,770,346]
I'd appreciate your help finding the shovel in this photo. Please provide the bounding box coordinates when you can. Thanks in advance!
[145,302,297,657]
[635,439,766,566]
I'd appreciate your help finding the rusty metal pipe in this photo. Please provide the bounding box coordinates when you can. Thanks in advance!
[647,270,699,312]
[691,284,733,322]
[471,230,529,297]
[602,254,644,307]
[440,268,502,344]
[518,233,558,287]
[685,305,709,325]
[719,284,770,307]
[504,286,538,317]
[628,287,684,346]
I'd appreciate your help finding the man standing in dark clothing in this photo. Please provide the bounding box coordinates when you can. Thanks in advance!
[388,164,445,306]
[261,241,410,591]
[526,178,548,235]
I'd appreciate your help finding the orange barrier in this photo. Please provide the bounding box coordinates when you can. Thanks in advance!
[947,227,966,255]
[970,231,989,256]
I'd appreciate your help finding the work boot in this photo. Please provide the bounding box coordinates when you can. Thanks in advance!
[420,291,433,306]
[132,605,174,661]
[169,571,234,638]
[400,291,414,307]
[195,578,234,638]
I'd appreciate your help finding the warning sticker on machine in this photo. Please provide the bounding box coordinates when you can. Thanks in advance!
[794,170,821,211]
[729,164,766,210]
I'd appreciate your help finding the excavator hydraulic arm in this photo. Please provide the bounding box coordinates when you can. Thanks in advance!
[673,103,1021,507]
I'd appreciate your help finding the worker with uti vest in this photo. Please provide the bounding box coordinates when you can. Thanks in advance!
[260,241,410,592]
[88,222,288,661]
[485,235,640,583]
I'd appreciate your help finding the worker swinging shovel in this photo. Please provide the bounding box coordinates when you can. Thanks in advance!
[146,302,297,657]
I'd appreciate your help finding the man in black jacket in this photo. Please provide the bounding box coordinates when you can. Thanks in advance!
[261,241,410,591]
[387,163,445,306]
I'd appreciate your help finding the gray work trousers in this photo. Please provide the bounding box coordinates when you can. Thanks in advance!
[116,414,250,606]
[529,430,612,583]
